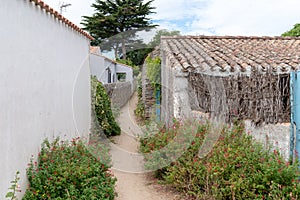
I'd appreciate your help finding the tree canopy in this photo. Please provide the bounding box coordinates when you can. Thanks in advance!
[282,23,300,37]
[81,0,157,59]
[126,29,181,66]
[148,29,181,47]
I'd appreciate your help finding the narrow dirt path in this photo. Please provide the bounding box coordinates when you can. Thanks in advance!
[110,93,180,200]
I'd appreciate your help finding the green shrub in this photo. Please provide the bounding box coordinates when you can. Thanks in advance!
[23,138,116,200]
[134,74,145,121]
[145,56,161,97]
[91,76,121,137]
[140,121,300,199]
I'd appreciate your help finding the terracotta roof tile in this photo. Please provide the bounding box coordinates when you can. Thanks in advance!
[28,0,93,40]
[161,36,300,74]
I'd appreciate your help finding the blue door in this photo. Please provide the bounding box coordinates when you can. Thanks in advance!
[290,71,300,163]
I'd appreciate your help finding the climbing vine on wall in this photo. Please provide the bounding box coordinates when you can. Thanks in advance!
[134,74,145,121]
[146,56,161,96]
[91,76,121,136]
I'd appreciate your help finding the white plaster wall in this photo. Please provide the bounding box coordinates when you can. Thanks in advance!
[116,63,133,83]
[0,0,91,198]
[90,53,116,84]
[90,53,106,82]
[245,121,290,160]
[192,111,290,160]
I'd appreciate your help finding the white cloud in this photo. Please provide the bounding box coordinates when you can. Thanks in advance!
[190,0,300,36]
[152,0,300,36]
[42,0,300,36]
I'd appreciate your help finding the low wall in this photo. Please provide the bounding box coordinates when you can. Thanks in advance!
[244,120,290,160]
[191,111,290,160]
[104,81,133,108]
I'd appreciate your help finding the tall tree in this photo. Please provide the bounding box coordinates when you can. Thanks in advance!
[148,29,181,47]
[126,29,181,66]
[282,23,300,37]
[81,0,156,59]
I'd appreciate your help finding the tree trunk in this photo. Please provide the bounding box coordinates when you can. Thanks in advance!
[122,37,126,60]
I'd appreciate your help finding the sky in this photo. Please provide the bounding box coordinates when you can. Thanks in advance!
[43,0,300,37]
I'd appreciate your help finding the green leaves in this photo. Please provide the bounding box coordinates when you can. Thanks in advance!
[5,171,20,200]
[91,77,121,137]
[282,23,300,37]
[141,121,300,199]
[23,138,116,200]
[81,0,157,57]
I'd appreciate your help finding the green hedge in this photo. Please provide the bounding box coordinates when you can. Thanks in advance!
[91,77,121,137]
[140,121,300,199]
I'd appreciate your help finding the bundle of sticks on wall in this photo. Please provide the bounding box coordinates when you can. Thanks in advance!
[188,70,290,125]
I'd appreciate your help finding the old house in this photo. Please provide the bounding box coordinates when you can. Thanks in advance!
[90,48,133,84]
[90,48,134,108]
[0,0,92,197]
[161,36,300,159]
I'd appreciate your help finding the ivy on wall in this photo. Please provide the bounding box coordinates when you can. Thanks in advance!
[134,74,145,121]
[91,76,121,137]
[146,56,161,95]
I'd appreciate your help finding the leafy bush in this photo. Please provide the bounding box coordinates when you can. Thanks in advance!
[134,74,145,121]
[23,138,116,200]
[140,121,300,199]
[91,76,121,137]
[146,56,161,96]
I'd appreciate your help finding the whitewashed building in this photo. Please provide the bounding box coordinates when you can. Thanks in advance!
[90,49,133,84]
[0,0,92,197]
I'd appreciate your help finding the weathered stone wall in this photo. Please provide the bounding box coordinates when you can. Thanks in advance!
[142,62,156,119]
[104,81,133,108]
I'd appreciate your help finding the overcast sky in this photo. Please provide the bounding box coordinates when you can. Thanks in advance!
[43,0,300,36]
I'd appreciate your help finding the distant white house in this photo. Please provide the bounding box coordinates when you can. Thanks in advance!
[90,48,133,85]
[0,0,92,198]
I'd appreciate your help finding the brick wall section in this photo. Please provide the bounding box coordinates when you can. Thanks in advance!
[104,81,133,108]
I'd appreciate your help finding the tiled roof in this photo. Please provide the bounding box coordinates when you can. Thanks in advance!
[90,52,133,69]
[90,46,101,54]
[29,0,93,40]
[161,36,300,74]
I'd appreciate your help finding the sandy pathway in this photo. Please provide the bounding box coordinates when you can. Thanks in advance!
[110,93,180,200]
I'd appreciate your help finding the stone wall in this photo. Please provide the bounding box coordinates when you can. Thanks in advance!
[142,62,157,119]
[104,81,133,108]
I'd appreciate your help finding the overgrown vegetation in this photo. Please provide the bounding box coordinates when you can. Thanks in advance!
[140,120,300,199]
[134,56,161,122]
[146,56,161,96]
[134,74,145,121]
[91,76,121,137]
[23,138,116,200]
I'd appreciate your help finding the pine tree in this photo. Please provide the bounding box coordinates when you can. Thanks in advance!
[81,0,157,59]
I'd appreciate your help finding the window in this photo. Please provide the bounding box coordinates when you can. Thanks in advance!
[117,73,126,82]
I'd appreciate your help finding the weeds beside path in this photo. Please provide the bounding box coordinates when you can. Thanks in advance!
[110,93,181,200]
